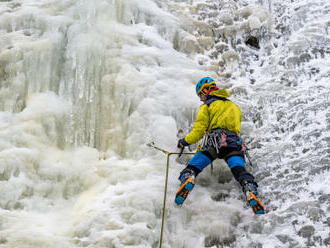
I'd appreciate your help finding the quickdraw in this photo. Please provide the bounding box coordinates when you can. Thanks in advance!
[201,129,228,153]
[201,129,235,153]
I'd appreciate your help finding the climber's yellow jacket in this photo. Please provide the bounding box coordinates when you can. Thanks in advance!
[184,89,242,145]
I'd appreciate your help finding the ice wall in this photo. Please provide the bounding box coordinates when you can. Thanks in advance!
[0,0,329,247]
[0,0,224,247]
[0,0,209,157]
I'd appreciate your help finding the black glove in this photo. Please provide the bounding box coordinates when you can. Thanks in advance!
[177,138,189,148]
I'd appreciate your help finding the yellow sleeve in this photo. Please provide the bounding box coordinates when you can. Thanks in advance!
[185,105,209,144]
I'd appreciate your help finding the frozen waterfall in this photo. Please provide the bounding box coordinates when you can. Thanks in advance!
[0,0,329,247]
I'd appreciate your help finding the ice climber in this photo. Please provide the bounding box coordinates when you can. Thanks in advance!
[175,77,264,214]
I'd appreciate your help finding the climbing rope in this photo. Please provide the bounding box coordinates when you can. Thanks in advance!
[147,142,195,248]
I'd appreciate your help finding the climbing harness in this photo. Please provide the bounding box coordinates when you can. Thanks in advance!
[201,129,254,167]
[147,142,194,248]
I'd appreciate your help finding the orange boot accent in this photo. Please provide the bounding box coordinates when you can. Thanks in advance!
[175,176,195,205]
[246,191,265,214]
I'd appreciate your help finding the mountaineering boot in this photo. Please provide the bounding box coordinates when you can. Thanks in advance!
[175,169,196,205]
[242,181,265,214]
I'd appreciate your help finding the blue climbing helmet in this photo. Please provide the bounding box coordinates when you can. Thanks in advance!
[196,77,217,96]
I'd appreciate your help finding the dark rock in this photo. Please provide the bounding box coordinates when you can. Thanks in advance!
[248,242,263,248]
[276,234,297,245]
[204,235,220,247]
[211,192,229,201]
[324,237,330,246]
[255,170,271,181]
[325,217,330,226]
[292,219,298,226]
[245,36,260,49]
[276,173,284,179]
[298,225,315,238]
[276,234,290,243]
[0,238,7,244]
[204,234,236,247]
[302,148,310,153]
[276,234,299,248]
[310,165,330,176]
[318,194,330,204]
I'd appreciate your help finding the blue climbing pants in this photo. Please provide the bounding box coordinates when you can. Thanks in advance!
[182,150,255,186]
[188,151,245,172]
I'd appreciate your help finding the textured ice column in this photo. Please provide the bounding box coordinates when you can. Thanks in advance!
[0,0,204,157]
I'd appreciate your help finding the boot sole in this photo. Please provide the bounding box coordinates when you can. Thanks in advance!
[175,178,195,205]
[246,192,265,214]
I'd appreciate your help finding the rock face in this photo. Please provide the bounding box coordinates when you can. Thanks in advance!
[164,0,330,247]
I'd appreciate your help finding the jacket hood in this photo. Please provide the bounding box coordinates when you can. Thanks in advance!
[209,88,230,98]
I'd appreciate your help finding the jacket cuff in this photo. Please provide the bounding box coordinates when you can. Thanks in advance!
[181,138,190,146]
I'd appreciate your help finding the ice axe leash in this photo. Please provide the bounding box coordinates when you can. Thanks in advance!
[146,142,194,248]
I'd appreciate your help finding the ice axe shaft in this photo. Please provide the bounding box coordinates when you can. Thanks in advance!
[178,146,184,157]
[147,141,170,155]
[147,142,193,156]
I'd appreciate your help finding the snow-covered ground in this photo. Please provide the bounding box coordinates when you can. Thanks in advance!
[0,0,329,247]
